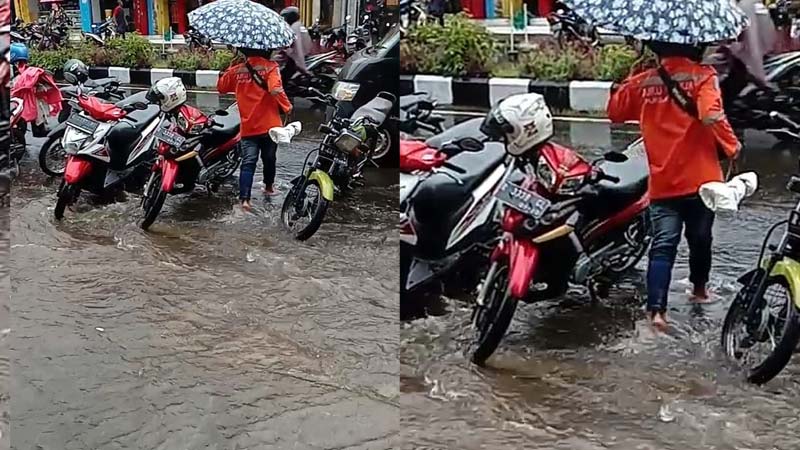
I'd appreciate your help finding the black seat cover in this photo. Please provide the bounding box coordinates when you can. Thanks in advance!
[203,103,241,149]
[589,152,649,217]
[85,77,117,88]
[105,103,161,169]
[352,94,394,126]
[400,93,431,111]
[425,118,487,149]
[114,91,149,108]
[413,142,506,225]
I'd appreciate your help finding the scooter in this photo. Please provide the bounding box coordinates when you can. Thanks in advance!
[55,92,162,219]
[470,131,651,365]
[139,102,241,230]
[399,92,445,136]
[83,18,116,46]
[548,6,600,47]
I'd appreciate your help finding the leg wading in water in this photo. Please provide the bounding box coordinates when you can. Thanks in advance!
[647,195,715,330]
[238,134,278,210]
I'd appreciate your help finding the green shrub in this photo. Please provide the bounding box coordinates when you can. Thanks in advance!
[520,42,586,81]
[168,50,205,70]
[490,62,523,78]
[104,33,155,68]
[29,48,69,73]
[593,44,639,81]
[209,49,235,71]
[402,13,497,77]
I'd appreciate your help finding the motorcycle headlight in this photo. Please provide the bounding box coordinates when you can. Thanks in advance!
[332,82,360,101]
[62,127,90,153]
[536,155,556,190]
[333,128,364,155]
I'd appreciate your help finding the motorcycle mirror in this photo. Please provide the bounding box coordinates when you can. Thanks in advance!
[603,151,628,163]
[457,137,484,153]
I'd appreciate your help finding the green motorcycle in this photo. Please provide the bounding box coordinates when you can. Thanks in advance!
[281,91,395,240]
[722,170,800,384]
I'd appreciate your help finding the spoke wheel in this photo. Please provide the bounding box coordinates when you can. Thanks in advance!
[722,276,800,384]
[471,263,518,366]
[281,178,329,241]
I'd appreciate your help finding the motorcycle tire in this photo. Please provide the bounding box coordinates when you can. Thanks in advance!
[604,211,651,275]
[471,263,518,366]
[54,181,79,220]
[38,129,67,177]
[281,178,330,241]
[722,275,800,385]
[140,173,167,230]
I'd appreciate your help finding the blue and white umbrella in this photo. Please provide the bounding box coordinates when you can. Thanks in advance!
[188,0,295,50]
[563,0,749,44]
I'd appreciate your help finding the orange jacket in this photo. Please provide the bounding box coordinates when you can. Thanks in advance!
[607,57,741,200]
[217,56,293,138]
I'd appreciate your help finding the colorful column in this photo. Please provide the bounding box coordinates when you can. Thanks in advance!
[538,0,553,17]
[462,0,485,18]
[78,0,92,31]
[134,0,149,34]
[13,0,32,22]
[170,0,187,34]
[147,0,155,35]
[485,0,494,18]
[155,0,169,34]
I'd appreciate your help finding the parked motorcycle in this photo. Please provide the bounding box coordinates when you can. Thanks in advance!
[399,92,445,136]
[83,18,117,46]
[9,96,26,173]
[548,6,600,47]
[468,99,651,365]
[281,91,396,240]
[722,117,800,384]
[54,92,161,219]
[139,103,241,230]
[186,27,213,52]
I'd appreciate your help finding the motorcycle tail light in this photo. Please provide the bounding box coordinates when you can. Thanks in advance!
[157,141,172,156]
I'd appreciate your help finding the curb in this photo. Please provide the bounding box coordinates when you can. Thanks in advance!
[87,66,221,89]
[399,75,612,112]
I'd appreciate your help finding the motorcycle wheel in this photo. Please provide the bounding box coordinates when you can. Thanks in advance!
[140,172,167,230]
[604,211,651,275]
[371,127,393,161]
[471,262,518,366]
[280,177,329,241]
[722,275,800,384]
[38,130,67,177]
[54,181,79,220]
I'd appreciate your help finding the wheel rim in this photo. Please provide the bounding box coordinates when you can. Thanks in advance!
[371,129,392,160]
[474,265,510,344]
[606,216,647,272]
[725,280,791,370]
[284,181,322,232]
[46,142,67,173]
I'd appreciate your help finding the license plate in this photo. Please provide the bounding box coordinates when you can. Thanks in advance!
[494,181,551,219]
[154,127,186,148]
[66,113,99,134]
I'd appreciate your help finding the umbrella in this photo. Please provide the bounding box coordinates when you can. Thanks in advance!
[563,0,749,44]
[187,0,295,50]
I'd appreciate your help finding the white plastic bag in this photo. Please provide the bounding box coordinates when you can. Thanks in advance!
[268,121,302,144]
[699,172,758,214]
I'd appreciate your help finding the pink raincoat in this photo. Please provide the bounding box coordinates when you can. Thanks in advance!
[11,66,63,124]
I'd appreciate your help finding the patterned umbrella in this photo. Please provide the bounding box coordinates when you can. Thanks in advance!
[562,0,749,44]
[187,0,295,50]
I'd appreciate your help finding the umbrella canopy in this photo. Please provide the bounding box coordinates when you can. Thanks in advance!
[563,0,749,44]
[188,0,295,50]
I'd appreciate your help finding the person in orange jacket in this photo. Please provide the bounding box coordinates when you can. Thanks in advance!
[218,48,293,212]
[607,41,741,331]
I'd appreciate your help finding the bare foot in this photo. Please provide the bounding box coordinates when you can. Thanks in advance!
[241,200,252,212]
[262,186,279,196]
[689,285,715,304]
[651,312,669,333]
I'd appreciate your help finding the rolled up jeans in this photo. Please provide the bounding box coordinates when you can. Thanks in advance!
[647,195,715,313]
[238,134,277,201]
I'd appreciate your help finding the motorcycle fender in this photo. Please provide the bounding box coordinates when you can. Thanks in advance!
[770,258,800,308]
[308,170,335,202]
[161,159,180,193]
[507,238,540,300]
[736,268,764,285]
[47,121,67,138]
[63,156,92,185]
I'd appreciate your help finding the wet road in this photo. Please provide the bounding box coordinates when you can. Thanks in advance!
[10,93,399,449]
[401,119,800,449]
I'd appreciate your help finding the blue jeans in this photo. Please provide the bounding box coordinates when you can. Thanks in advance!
[647,195,715,313]
[238,134,277,201]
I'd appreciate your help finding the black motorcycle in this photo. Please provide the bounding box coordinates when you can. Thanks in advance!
[548,6,600,47]
[186,27,213,52]
[281,91,396,240]
[399,92,445,136]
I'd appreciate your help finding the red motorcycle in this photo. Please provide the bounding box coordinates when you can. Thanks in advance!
[139,102,241,230]
[471,136,652,365]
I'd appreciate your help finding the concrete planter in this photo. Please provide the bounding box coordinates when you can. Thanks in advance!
[86,66,222,89]
[400,74,613,112]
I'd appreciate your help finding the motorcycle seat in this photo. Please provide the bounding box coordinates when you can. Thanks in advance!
[114,91,149,108]
[204,104,241,148]
[400,93,433,111]
[424,118,488,149]
[593,152,649,214]
[123,104,161,132]
[352,92,395,126]
[412,142,506,224]
[85,77,118,88]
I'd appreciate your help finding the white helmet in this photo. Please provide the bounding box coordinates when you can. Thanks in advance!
[480,93,554,156]
[146,77,187,112]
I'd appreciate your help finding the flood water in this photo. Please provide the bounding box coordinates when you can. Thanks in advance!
[401,120,800,450]
[9,94,399,449]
